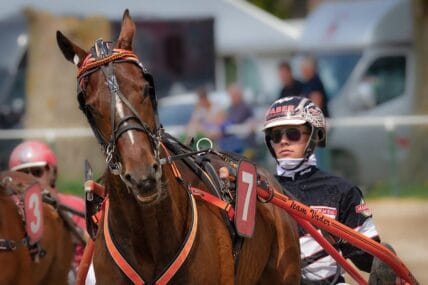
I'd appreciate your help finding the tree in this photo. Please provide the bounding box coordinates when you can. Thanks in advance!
[406,0,428,183]
[246,0,308,19]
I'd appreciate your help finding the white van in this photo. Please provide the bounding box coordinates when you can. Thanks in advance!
[298,0,414,186]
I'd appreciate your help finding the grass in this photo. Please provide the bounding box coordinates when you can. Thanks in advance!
[57,175,428,200]
[366,181,428,199]
[56,178,86,197]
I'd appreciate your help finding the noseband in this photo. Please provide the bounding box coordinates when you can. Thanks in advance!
[76,39,162,176]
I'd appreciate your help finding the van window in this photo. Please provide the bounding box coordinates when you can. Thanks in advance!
[317,52,361,99]
[363,56,406,105]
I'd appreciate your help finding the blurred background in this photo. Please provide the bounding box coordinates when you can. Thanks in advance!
[0,0,427,282]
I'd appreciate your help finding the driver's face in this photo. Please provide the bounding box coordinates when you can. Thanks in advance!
[17,165,52,189]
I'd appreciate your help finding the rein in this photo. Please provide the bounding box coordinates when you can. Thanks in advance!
[77,39,161,176]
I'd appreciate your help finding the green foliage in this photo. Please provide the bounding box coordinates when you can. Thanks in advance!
[367,181,428,199]
[224,56,238,87]
[246,0,292,19]
[56,178,85,197]
[56,176,428,201]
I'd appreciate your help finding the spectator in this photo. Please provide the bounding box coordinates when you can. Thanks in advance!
[263,96,383,284]
[8,140,94,284]
[277,61,303,99]
[300,56,329,117]
[186,88,223,140]
[223,84,253,126]
[218,83,254,154]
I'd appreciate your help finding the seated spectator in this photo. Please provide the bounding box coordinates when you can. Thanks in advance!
[186,88,223,140]
[218,84,255,154]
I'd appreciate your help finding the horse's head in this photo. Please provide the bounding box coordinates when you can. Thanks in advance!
[56,10,163,204]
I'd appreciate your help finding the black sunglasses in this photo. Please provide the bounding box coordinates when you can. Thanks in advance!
[18,167,46,178]
[269,128,307,144]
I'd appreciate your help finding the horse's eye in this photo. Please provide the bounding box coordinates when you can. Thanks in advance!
[142,84,150,98]
[138,84,150,104]
[77,92,87,107]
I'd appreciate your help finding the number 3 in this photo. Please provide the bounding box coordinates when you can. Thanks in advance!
[29,193,41,233]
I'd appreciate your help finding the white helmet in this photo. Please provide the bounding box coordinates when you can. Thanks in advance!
[263,96,326,158]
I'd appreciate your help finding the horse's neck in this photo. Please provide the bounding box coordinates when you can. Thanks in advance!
[106,170,190,265]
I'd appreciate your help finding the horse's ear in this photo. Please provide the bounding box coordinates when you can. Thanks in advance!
[116,9,135,50]
[56,31,87,66]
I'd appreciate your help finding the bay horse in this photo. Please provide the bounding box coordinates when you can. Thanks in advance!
[0,171,73,285]
[57,10,300,284]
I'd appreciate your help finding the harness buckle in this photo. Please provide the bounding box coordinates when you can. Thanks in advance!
[105,144,122,175]
[109,162,122,176]
[7,240,16,250]
[106,144,115,164]
[106,74,120,93]
[94,38,112,59]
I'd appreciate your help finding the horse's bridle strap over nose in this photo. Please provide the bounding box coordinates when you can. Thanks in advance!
[100,61,161,173]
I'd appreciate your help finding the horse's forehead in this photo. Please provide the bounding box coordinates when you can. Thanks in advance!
[90,62,144,85]
[116,63,144,81]
[89,67,144,101]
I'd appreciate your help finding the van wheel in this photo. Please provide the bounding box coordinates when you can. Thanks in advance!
[330,150,360,184]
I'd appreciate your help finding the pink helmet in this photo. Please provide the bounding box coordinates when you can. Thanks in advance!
[9,140,57,171]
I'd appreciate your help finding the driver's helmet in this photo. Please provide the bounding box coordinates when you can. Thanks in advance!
[263,96,326,158]
[9,140,57,171]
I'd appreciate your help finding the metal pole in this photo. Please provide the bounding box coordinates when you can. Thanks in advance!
[385,119,400,196]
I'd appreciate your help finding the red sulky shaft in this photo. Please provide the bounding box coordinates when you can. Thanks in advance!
[256,186,419,285]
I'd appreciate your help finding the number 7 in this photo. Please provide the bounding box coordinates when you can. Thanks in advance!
[241,171,254,221]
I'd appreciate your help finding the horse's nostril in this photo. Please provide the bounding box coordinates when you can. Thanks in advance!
[124,173,132,182]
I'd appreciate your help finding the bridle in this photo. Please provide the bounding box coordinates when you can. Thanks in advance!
[76,39,162,177]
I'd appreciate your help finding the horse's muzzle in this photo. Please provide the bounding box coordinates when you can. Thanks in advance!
[123,172,161,203]
[122,160,162,202]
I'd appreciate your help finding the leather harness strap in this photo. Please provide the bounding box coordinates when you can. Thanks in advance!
[77,49,139,78]
[103,199,144,284]
[156,194,198,284]
[0,238,28,251]
[160,143,235,220]
[103,193,199,284]
[189,186,234,220]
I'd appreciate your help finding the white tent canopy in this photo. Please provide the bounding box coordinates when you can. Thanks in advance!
[0,0,300,55]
